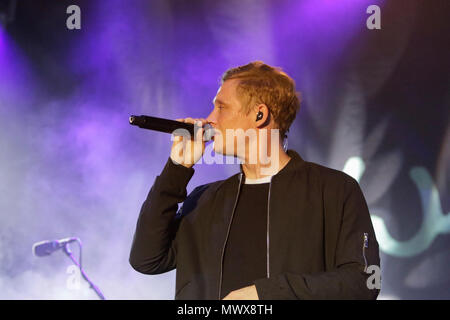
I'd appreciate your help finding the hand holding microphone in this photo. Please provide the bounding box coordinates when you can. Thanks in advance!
[170,118,208,168]
[129,115,213,168]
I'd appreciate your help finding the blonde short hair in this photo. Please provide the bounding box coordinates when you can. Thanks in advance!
[221,61,301,138]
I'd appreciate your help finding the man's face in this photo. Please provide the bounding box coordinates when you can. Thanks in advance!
[206,79,255,157]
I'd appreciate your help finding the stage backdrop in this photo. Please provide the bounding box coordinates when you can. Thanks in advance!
[0,0,448,299]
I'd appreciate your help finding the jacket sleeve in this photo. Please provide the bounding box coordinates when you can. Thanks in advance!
[254,177,381,300]
[129,158,194,275]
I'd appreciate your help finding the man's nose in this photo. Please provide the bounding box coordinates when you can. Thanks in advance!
[206,110,217,126]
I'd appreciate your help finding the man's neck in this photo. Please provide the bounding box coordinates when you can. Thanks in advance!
[241,144,291,179]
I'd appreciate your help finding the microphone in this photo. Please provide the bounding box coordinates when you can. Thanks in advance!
[32,237,78,257]
[32,237,105,300]
[129,115,214,141]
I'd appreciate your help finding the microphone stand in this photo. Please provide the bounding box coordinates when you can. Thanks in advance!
[63,239,105,300]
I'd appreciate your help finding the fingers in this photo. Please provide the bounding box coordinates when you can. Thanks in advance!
[172,135,182,142]
[184,117,195,124]
[175,117,207,141]
[177,117,206,125]
[195,120,204,141]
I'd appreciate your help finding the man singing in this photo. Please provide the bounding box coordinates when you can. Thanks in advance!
[129,61,380,300]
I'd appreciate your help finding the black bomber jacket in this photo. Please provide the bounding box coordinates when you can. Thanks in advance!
[129,149,381,300]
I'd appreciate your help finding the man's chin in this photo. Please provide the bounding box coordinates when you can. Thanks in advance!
[212,145,235,157]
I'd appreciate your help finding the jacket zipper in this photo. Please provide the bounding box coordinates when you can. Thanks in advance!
[266,178,272,278]
[362,232,369,272]
[218,173,243,299]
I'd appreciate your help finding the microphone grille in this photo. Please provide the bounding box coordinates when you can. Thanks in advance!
[32,240,58,257]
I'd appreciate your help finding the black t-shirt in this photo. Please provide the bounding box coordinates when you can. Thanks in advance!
[220,182,270,299]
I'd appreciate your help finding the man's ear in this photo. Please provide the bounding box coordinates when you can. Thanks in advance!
[254,104,271,128]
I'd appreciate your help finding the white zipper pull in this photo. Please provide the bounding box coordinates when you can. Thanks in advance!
[364,233,369,248]
[363,233,369,272]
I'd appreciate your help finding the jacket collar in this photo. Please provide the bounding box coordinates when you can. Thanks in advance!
[237,149,306,180]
